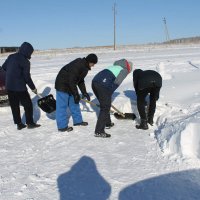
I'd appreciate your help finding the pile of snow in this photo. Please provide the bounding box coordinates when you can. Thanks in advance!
[155,102,200,160]
[156,62,172,80]
[181,122,200,158]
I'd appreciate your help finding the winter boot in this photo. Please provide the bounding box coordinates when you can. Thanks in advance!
[105,122,114,129]
[17,123,26,130]
[148,116,154,126]
[58,126,73,132]
[27,123,41,129]
[74,122,88,126]
[136,119,148,130]
[94,132,111,138]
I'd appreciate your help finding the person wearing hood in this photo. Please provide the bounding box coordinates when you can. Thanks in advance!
[133,69,162,130]
[92,59,133,138]
[2,42,41,130]
[55,53,98,132]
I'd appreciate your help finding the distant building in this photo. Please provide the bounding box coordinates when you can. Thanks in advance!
[0,47,19,54]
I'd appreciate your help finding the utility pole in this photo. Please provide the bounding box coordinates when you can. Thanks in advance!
[163,17,170,42]
[113,2,117,50]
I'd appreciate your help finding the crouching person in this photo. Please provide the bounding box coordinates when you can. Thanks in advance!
[55,54,98,132]
[2,42,41,130]
[133,69,162,130]
[92,59,133,138]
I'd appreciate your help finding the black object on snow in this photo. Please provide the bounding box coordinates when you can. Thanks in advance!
[37,94,56,113]
[114,112,136,120]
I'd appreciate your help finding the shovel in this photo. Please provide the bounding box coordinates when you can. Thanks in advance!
[81,99,136,120]
[111,104,136,120]
[37,93,56,113]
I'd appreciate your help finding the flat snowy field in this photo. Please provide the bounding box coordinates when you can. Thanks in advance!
[0,44,200,200]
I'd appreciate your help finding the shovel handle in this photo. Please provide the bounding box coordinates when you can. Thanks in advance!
[81,98,114,113]
[111,104,125,118]
[37,93,43,98]
[81,98,100,107]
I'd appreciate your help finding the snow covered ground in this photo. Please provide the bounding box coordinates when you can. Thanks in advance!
[0,44,200,199]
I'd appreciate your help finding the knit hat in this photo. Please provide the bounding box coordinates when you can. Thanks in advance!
[126,60,133,73]
[114,59,133,73]
[85,54,98,64]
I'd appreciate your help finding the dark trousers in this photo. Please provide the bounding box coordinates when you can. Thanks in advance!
[137,87,161,120]
[92,81,112,133]
[7,90,34,125]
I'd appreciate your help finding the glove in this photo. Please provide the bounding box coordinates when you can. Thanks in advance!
[82,93,90,101]
[74,94,80,104]
[32,88,37,94]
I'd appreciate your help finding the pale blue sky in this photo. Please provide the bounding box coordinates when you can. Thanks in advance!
[0,0,200,50]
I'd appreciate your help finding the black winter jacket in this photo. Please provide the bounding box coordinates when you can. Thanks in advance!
[133,69,162,93]
[55,58,90,97]
[2,42,35,91]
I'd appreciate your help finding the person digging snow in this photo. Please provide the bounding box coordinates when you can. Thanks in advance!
[92,59,133,138]
[2,42,41,130]
[133,69,162,130]
[55,54,98,132]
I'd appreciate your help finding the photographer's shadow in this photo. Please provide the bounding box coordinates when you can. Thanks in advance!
[124,90,138,117]
[57,156,111,200]
[119,169,200,200]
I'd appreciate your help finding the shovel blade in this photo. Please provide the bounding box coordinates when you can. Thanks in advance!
[37,94,56,113]
[114,112,136,120]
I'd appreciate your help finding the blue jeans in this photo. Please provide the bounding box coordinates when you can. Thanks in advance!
[56,91,83,129]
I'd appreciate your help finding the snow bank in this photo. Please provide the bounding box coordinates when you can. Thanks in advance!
[155,102,200,160]
[181,122,200,158]
[156,62,172,80]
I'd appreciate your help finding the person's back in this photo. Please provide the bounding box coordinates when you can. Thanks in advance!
[133,69,162,91]
[55,58,89,94]
[93,59,133,93]
[92,67,119,91]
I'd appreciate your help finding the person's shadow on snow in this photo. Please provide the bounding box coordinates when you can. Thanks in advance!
[112,91,120,101]
[123,90,139,118]
[119,169,200,200]
[123,90,137,102]
[57,156,111,200]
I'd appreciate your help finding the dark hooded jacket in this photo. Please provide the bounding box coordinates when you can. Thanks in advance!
[2,42,35,91]
[55,58,90,97]
[133,69,162,93]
